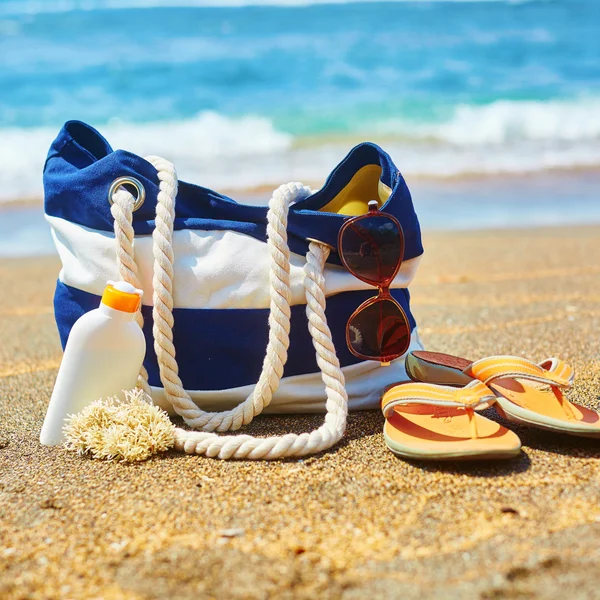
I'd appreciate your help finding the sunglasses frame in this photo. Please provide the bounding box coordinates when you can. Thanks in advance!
[338,206,411,364]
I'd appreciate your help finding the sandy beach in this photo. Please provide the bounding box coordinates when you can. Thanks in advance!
[2,0,600,596]
[1,225,599,599]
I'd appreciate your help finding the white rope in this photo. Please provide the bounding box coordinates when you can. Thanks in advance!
[110,189,152,396]
[110,157,348,459]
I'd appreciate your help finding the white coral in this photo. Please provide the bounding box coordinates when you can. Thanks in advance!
[63,388,175,462]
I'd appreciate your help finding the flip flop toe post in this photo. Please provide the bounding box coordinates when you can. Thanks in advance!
[408,351,600,438]
[381,381,522,460]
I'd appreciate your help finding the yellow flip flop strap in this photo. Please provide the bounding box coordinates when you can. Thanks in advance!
[381,380,496,418]
[381,381,496,440]
[467,356,574,388]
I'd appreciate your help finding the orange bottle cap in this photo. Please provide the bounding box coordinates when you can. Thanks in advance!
[101,281,143,313]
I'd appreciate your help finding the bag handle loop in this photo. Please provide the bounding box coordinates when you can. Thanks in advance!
[110,155,348,459]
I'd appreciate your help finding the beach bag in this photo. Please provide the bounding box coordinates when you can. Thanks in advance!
[44,121,424,458]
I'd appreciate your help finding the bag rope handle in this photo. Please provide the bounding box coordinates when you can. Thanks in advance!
[110,155,348,459]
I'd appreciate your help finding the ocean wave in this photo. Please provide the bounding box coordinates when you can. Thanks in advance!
[374,98,600,146]
[0,112,292,201]
[0,0,547,16]
[1,103,599,203]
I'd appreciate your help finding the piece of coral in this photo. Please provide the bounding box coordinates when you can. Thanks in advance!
[63,388,176,462]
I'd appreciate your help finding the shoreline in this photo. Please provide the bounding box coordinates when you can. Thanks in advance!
[3,169,600,258]
[4,166,600,210]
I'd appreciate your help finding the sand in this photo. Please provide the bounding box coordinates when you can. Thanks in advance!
[1,225,599,599]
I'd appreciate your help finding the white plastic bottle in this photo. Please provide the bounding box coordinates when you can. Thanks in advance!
[40,281,146,446]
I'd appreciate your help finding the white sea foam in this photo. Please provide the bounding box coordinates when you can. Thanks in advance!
[377,98,600,146]
[1,101,599,203]
[0,112,292,201]
[0,126,58,202]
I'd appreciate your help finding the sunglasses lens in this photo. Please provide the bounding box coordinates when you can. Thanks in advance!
[340,215,403,286]
[347,298,410,361]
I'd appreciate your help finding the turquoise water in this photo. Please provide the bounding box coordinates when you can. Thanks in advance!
[3,0,600,130]
[0,0,599,200]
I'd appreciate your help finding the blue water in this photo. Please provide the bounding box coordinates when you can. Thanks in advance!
[0,0,599,218]
[2,0,600,128]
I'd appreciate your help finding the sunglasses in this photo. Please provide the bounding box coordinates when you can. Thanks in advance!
[338,200,411,365]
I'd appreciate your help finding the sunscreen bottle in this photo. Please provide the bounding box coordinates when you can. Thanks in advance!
[40,281,146,446]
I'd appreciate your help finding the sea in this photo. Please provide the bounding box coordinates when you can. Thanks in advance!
[0,0,599,255]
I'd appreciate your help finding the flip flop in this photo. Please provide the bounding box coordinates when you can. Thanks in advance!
[406,351,600,438]
[381,380,522,460]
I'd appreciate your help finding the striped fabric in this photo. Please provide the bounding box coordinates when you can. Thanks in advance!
[44,121,424,412]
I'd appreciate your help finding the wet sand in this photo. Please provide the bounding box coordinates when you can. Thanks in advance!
[1,226,599,599]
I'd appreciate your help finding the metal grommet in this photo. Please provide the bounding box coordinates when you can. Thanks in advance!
[108,176,146,212]
[306,237,336,252]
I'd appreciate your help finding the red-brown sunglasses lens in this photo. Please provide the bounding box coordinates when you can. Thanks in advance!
[338,214,403,287]
[347,297,410,362]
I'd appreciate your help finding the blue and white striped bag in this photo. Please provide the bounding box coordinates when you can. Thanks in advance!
[44,121,424,452]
